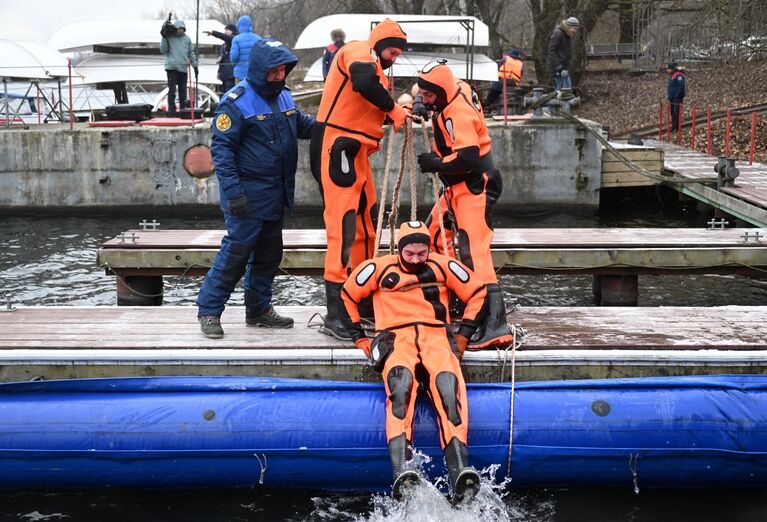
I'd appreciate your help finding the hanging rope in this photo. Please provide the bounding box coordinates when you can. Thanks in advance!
[406,122,418,222]
[374,125,397,257]
[418,122,450,256]
[501,324,523,480]
[387,122,409,253]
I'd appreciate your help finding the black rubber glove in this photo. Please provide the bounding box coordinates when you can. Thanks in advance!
[193,66,199,78]
[418,152,442,173]
[412,94,429,119]
[227,194,251,218]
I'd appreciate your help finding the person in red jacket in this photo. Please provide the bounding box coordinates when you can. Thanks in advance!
[341,221,485,505]
[415,61,513,349]
[310,19,409,340]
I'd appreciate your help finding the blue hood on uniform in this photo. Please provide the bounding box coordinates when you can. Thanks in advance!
[247,38,298,98]
[237,15,253,34]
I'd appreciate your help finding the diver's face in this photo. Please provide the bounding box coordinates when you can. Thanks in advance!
[381,47,403,64]
[400,243,429,265]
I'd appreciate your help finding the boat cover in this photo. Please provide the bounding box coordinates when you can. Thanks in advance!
[0,375,764,490]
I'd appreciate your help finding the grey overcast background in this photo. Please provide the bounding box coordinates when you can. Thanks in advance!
[0,0,187,41]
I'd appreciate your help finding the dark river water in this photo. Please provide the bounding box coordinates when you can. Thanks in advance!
[0,193,766,521]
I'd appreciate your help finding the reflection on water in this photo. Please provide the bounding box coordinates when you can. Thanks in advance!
[0,202,766,520]
[1,205,765,308]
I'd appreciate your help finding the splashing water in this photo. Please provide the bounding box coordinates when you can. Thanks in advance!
[305,465,533,522]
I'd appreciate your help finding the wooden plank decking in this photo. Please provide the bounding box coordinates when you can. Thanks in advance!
[1,306,765,383]
[97,227,767,276]
[649,140,767,226]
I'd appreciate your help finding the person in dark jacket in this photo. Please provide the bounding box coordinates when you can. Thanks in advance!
[547,16,579,91]
[230,15,261,82]
[667,62,686,134]
[321,28,345,80]
[204,23,238,93]
[196,38,315,339]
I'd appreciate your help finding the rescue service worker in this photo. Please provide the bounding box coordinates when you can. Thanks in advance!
[341,221,485,505]
[484,49,524,111]
[667,62,686,134]
[310,18,409,340]
[415,61,513,349]
[196,38,314,338]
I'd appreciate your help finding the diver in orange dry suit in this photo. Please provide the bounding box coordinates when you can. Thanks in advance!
[310,19,409,341]
[415,61,513,349]
[341,221,485,505]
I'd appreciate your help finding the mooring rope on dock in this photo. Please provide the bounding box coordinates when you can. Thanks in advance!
[559,112,717,185]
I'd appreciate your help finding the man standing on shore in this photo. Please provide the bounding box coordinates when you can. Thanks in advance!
[547,17,579,91]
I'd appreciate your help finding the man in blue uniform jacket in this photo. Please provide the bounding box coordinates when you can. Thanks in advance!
[196,38,315,339]
[667,62,686,134]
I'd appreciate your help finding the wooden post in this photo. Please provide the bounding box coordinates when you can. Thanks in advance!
[116,275,164,306]
[595,275,639,306]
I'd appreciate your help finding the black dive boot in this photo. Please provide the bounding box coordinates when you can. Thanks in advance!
[469,284,513,348]
[389,434,420,500]
[444,437,480,506]
[319,281,353,341]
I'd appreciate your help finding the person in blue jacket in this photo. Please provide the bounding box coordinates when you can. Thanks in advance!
[667,62,686,134]
[230,15,261,82]
[196,38,315,339]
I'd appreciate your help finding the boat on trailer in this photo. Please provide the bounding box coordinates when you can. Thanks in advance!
[0,375,765,490]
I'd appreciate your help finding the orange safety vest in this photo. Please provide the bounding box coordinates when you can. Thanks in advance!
[498,56,523,82]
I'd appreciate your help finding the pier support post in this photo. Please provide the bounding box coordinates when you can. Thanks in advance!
[116,276,164,306]
[592,275,638,306]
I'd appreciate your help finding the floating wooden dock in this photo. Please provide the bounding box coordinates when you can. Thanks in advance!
[648,140,767,227]
[0,305,765,383]
[98,227,767,305]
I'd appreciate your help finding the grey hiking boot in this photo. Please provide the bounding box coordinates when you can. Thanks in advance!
[246,306,294,329]
[199,315,224,339]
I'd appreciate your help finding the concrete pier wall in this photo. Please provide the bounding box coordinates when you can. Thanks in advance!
[0,118,604,209]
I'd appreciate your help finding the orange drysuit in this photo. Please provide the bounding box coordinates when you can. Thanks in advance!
[416,63,500,285]
[341,222,487,449]
[417,63,513,349]
[310,19,408,283]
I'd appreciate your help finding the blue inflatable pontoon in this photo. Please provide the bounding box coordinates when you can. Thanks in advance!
[0,375,765,489]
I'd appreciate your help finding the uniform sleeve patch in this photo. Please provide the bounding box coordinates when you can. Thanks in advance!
[215,113,232,132]
[448,260,469,283]
[356,262,377,286]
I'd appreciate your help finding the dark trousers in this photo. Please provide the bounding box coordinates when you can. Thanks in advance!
[670,101,683,133]
[196,210,284,318]
[166,70,188,114]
